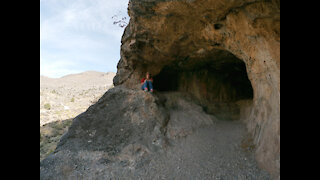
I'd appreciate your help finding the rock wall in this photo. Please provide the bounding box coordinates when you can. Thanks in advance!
[114,0,280,178]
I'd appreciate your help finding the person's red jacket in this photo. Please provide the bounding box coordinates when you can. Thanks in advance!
[141,77,153,84]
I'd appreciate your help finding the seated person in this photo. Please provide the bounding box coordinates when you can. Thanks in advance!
[141,72,153,92]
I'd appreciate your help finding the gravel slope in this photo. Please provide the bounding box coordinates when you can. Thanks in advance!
[141,120,272,179]
[40,89,272,179]
[103,96,272,179]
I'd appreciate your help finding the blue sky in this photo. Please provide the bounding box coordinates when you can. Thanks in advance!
[40,0,129,78]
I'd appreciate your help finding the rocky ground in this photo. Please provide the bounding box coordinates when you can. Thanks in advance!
[132,120,270,179]
[109,121,271,179]
[40,71,115,161]
[40,87,272,179]
[40,118,73,161]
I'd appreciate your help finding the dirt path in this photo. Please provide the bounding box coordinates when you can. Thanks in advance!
[143,121,271,179]
[107,92,272,179]
[112,121,272,180]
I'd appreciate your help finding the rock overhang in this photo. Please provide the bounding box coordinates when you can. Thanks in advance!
[114,0,280,178]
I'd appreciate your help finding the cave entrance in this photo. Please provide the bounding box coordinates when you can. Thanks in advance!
[153,50,253,120]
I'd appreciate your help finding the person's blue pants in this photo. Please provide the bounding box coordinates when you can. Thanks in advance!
[141,81,153,91]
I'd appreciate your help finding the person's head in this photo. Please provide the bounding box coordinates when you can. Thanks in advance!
[146,72,151,79]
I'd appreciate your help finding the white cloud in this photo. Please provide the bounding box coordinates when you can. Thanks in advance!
[40,58,81,78]
[41,0,128,39]
[40,0,129,77]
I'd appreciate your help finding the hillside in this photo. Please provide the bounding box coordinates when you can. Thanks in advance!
[40,71,115,161]
[40,71,115,126]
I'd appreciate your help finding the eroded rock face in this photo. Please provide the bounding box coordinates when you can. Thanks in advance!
[114,0,280,178]
[40,87,169,179]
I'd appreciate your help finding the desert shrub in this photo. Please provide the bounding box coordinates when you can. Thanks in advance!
[51,90,59,94]
[40,118,73,161]
[71,97,75,102]
[44,103,51,110]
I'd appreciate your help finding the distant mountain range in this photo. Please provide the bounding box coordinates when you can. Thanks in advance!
[40,71,116,90]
